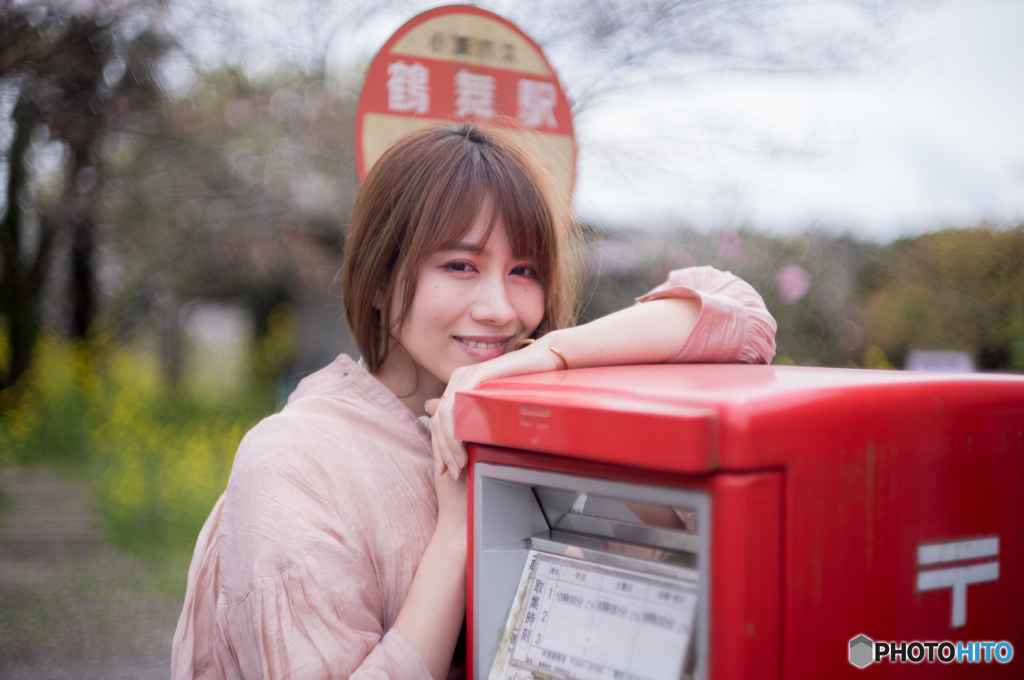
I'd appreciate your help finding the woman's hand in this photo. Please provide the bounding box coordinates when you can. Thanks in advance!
[426,340,564,480]
[425,390,466,482]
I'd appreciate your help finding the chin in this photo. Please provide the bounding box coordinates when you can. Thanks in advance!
[438,359,475,384]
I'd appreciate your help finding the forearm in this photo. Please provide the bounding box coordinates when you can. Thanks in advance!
[462,297,702,383]
[391,520,466,680]
[536,297,702,369]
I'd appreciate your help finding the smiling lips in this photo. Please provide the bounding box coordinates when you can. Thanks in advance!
[455,336,512,360]
[458,338,506,349]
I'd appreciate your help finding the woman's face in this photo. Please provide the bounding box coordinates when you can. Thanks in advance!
[395,207,545,385]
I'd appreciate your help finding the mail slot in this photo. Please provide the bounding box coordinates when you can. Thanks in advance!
[455,364,1024,679]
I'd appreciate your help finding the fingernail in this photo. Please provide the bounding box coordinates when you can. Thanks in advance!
[448,464,459,481]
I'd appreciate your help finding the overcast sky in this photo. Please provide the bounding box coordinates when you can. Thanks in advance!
[218,0,1024,242]
[569,1,1024,240]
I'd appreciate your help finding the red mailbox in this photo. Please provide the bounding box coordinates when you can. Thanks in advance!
[456,364,1023,679]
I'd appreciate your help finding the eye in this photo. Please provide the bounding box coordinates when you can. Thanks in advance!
[510,265,538,279]
[442,261,477,273]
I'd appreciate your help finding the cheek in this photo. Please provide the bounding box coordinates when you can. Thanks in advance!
[408,274,465,327]
[517,283,546,329]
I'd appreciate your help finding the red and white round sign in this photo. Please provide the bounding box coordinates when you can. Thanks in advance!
[355,4,576,218]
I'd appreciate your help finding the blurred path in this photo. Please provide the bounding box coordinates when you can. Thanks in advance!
[0,467,177,679]
[0,467,100,559]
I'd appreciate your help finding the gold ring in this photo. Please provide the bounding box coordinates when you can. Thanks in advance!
[549,346,570,370]
[514,338,535,350]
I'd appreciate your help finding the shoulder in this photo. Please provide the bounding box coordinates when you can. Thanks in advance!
[222,354,431,529]
[286,354,363,404]
[235,354,427,470]
[215,397,383,586]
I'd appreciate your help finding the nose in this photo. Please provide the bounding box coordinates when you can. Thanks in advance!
[470,272,516,326]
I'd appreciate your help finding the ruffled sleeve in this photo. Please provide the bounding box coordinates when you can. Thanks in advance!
[636,265,777,364]
[213,541,432,680]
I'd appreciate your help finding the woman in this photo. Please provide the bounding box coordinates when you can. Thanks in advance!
[172,123,776,680]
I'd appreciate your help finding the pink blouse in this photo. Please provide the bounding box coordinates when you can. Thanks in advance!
[171,266,776,680]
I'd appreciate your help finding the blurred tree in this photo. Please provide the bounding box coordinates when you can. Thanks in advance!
[98,66,358,386]
[0,0,171,388]
[863,226,1024,370]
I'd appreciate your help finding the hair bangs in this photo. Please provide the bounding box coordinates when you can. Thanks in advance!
[411,152,495,258]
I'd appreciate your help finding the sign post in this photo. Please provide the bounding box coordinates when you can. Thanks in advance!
[355,5,577,218]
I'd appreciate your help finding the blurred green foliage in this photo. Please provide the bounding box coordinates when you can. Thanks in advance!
[863,227,1024,371]
[0,304,295,552]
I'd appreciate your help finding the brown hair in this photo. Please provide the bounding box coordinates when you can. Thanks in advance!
[342,123,581,372]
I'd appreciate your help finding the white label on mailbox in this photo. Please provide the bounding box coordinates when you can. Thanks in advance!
[508,551,698,680]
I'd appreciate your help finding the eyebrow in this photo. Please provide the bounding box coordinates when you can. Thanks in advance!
[447,241,486,255]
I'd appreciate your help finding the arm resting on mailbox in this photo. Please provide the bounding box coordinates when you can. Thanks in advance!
[504,266,776,371]
[429,266,776,477]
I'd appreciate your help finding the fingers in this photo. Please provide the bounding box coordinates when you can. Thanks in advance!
[433,425,466,481]
[433,448,445,479]
[424,398,441,417]
[430,396,467,481]
[427,396,450,477]
[453,441,468,479]
[429,364,488,481]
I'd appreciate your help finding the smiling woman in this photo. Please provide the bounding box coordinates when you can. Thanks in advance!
[172,124,777,680]
[343,124,574,377]
[343,126,563,425]
[379,209,545,402]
